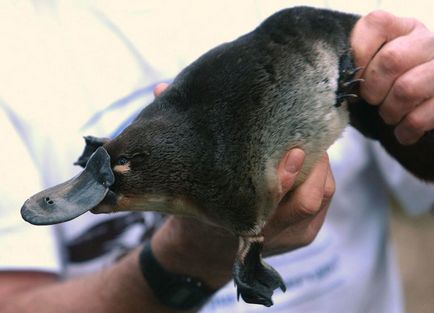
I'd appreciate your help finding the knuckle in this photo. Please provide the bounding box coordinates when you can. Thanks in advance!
[393,77,419,103]
[364,10,394,29]
[378,46,404,76]
[410,18,425,30]
[361,84,381,105]
[323,184,335,202]
[404,112,424,131]
[296,191,322,218]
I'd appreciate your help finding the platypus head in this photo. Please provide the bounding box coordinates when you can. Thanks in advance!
[99,115,199,214]
[21,98,202,225]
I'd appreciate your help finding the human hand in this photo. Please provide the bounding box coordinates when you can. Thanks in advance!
[262,152,334,257]
[351,11,434,145]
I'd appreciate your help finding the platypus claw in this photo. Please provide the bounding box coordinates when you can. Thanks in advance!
[233,239,286,307]
[342,78,365,87]
[335,52,363,107]
[342,66,363,76]
[74,136,110,168]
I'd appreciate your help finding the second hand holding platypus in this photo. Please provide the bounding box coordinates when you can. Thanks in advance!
[21,6,434,307]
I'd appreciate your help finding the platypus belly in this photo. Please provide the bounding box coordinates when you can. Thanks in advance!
[252,41,350,219]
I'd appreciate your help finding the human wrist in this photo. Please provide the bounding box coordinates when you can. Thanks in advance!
[100,247,164,312]
[150,217,238,289]
[139,241,217,310]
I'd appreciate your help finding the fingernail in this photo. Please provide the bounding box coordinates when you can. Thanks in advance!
[285,149,305,173]
[394,127,418,145]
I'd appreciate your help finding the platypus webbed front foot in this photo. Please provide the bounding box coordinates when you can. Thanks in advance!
[233,236,286,307]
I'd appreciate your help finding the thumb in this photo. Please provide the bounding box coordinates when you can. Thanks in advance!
[153,83,169,97]
[277,148,305,195]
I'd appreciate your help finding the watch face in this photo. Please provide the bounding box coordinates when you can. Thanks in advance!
[162,277,213,310]
[171,287,194,304]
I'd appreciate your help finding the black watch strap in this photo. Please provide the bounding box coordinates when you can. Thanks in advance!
[139,241,216,310]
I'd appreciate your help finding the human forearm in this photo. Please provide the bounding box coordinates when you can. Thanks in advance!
[0,248,197,313]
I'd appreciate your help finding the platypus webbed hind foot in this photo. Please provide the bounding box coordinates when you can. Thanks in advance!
[233,236,286,307]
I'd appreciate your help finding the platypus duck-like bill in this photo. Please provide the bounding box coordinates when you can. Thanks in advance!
[21,147,116,225]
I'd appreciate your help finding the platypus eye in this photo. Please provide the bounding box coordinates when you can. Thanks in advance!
[114,152,148,167]
[115,157,128,166]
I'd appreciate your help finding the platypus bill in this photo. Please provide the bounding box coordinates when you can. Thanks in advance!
[20,6,434,307]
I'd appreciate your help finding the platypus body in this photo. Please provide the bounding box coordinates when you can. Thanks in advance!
[21,6,434,306]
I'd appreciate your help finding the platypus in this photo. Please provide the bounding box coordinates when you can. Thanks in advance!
[21,6,434,307]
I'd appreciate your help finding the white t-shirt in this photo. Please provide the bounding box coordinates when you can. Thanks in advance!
[1,2,433,313]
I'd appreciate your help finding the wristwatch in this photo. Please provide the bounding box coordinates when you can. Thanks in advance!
[139,241,216,310]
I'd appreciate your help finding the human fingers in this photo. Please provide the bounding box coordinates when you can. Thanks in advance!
[264,153,332,237]
[300,165,335,241]
[263,162,335,255]
[276,148,305,197]
[380,58,434,125]
[394,97,434,144]
[285,153,332,222]
[351,10,420,77]
[362,28,434,106]
[352,11,432,106]
[153,82,169,97]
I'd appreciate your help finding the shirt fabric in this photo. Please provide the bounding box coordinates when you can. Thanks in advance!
[1,2,434,313]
